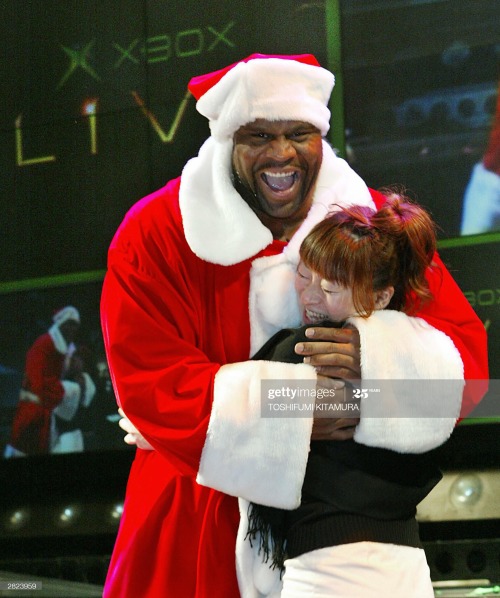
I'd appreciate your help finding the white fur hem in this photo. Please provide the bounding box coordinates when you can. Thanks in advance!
[349,311,464,453]
[51,429,84,453]
[197,360,317,508]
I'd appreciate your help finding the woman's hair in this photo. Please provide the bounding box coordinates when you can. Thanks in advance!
[299,190,437,316]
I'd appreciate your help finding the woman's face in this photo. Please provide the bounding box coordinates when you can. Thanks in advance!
[294,262,357,324]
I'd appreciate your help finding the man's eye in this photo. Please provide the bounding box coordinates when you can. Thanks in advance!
[290,131,309,140]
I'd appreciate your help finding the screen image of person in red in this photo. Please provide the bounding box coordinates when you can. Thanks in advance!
[461,82,500,234]
[100,54,488,598]
[4,306,96,457]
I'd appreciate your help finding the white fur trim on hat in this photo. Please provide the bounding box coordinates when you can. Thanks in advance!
[53,306,80,326]
[196,58,335,140]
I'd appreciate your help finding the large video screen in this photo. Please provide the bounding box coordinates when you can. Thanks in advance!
[340,0,499,239]
[1,0,497,463]
[0,0,330,458]
[340,0,499,394]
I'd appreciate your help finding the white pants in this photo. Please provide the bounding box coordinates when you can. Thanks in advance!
[281,542,434,598]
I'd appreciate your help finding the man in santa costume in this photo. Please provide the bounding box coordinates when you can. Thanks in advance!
[5,306,95,456]
[100,54,488,597]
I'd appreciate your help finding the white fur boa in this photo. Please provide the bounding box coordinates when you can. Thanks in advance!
[179,137,273,265]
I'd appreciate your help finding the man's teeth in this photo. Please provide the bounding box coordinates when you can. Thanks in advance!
[263,171,296,191]
[305,309,328,322]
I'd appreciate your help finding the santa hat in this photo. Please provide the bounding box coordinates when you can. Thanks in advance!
[188,53,335,140]
[52,306,80,326]
[179,54,372,268]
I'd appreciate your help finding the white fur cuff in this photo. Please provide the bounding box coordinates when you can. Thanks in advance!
[197,360,317,509]
[350,311,464,453]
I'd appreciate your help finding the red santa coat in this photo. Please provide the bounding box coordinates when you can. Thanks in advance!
[101,142,488,598]
[10,333,66,454]
[102,179,259,596]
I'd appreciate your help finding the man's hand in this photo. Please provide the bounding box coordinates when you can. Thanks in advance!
[311,375,359,440]
[118,408,154,450]
[311,417,359,440]
[295,325,361,380]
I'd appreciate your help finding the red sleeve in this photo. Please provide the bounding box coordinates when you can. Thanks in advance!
[370,188,489,416]
[100,183,221,477]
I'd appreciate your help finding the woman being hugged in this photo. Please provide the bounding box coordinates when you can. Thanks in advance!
[244,191,461,598]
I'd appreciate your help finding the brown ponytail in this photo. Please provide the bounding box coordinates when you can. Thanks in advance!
[373,189,436,313]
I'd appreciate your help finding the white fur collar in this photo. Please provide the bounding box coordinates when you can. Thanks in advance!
[179,137,272,265]
[48,324,69,355]
[179,139,373,266]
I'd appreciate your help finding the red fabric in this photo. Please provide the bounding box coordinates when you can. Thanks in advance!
[10,333,66,454]
[101,182,488,598]
[101,179,284,597]
[483,82,500,175]
[188,53,321,100]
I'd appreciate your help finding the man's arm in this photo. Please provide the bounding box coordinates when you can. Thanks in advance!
[102,188,320,509]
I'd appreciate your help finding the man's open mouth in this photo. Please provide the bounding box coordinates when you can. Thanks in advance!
[261,171,297,192]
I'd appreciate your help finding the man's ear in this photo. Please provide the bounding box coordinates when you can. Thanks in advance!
[374,286,394,310]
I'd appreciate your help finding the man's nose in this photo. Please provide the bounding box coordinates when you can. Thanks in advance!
[268,136,295,160]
